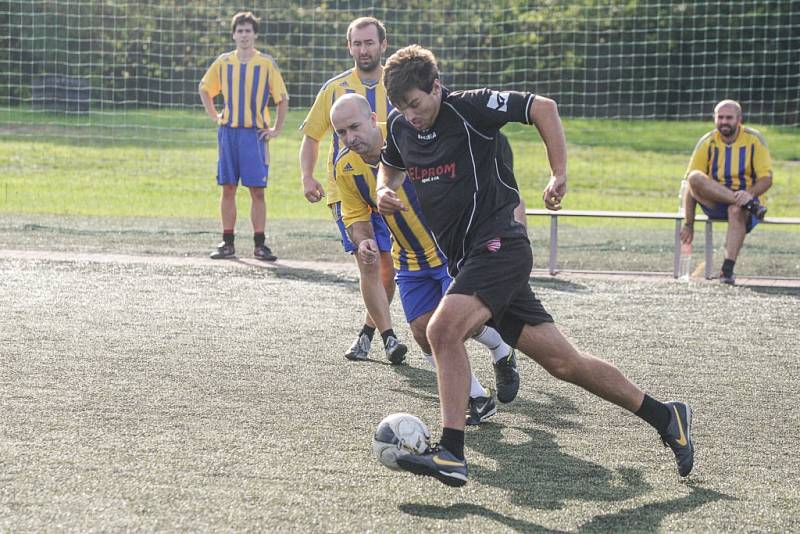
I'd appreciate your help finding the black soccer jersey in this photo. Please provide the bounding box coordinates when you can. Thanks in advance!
[381,87,534,275]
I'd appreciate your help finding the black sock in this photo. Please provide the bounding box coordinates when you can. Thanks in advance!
[381,329,396,345]
[254,232,265,247]
[222,231,234,246]
[440,427,465,460]
[722,258,735,276]
[359,325,376,341]
[635,394,671,435]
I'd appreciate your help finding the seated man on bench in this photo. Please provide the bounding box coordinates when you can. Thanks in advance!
[681,99,772,285]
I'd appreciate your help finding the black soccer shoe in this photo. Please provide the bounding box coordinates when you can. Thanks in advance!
[466,389,497,425]
[719,270,736,286]
[384,336,407,365]
[210,242,235,259]
[744,200,767,221]
[254,244,277,262]
[493,349,520,403]
[396,444,468,487]
[661,401,695,477]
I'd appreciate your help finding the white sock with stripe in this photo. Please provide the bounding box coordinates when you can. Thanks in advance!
[472,325,511,363]
[422,352,488,399]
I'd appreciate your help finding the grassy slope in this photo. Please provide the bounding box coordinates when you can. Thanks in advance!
[1,108,798,219]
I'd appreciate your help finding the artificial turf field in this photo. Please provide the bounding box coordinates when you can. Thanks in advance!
[2,216,799,532]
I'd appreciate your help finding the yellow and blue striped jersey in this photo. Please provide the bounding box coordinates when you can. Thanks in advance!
[300,68,392,204]
[335,141,445,271]
[200,50,288,129]
[687,126,772,194]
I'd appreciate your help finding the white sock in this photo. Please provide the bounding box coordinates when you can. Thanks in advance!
[423,352,488,399]
[472,325,511,363]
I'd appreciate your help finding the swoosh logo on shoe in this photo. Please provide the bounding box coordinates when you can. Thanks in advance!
[432,455,465,468]
[672,405,688,447]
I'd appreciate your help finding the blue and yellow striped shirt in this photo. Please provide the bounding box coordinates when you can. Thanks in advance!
[200,50,287,129]
[687,126,772,194]
[335,140,445,272]
[300,69,392,204]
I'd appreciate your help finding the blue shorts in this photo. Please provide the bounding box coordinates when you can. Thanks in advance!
[217,126,269,187]
[700,201,761,233]
[332,201,392,254]
[396,264,452,323]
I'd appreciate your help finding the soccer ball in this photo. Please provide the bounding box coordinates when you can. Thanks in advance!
[372,413,431,470]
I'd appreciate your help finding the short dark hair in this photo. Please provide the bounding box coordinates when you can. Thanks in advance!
[346,17,386,44]
[384,45,439,106]
[231,11,259,34]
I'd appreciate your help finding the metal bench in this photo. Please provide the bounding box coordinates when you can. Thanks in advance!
[525,208,800,278]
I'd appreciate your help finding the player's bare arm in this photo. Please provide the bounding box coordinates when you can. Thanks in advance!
[300,135,326,202]
[530,96,567,211]
[260,97,289,140]
[349,221,379,265]
[376,164,408,215]
[198,86,221,123]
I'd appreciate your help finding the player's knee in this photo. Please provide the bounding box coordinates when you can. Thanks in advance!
[686,171,707,188]
[727,203,745,219]
[426,316,461,349]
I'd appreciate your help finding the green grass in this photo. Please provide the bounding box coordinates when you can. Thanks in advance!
[1,108,799,219]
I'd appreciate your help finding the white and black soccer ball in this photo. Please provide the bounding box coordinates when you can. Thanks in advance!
[372,413,431,470]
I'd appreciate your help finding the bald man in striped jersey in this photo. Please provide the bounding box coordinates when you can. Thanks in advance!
[681,99,772,285]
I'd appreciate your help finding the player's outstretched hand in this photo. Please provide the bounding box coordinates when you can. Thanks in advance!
[543,175,567,211]
[303,176,325,203]
[377,186,407,215]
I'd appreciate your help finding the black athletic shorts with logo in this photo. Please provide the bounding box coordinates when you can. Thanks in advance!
[447,236,553,346]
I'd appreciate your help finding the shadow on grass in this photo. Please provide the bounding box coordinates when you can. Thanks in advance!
[529,276,589,293]
[399,485,730,532]
[389,363,732,527]
[744,285,800,298]
[266,264,359,289]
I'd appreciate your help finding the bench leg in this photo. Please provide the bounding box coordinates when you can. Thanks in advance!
[705,220,713,279]
[549,215,558,275]
[673,219,681,278]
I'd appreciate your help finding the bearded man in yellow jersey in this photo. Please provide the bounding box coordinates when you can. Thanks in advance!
[681,100,772,284]
[299,17,401,361]
[199,12,288,261]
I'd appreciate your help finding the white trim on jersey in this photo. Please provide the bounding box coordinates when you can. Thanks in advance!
[454,120,480,274]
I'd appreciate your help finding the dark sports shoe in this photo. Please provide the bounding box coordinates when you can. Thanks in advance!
[384,336,407,365]
[661,401,695,477]
[744,200,767,221]
[466,388,497,425]
[493,349,520,403]
[254,244,277,262]
[345,334,371,361]
[719,270,736,285]
[210,242,235,259]
[396,444,468,487]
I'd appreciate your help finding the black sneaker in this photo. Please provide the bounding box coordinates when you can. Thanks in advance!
[719,270,736,285]
[660,401,695,477]
[396,444,468,487]
[493,349,520,403]
[254,244,277,262]
[744,200,767,221]
[344,333,371,361]
[384,336,407,365]
[466,388,497,425]
[210,242,235,259]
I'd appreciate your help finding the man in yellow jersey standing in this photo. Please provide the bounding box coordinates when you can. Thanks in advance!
[300,17,408,362]
[331,93,520,423]
[199,12,288,261]
[681,100,772,284]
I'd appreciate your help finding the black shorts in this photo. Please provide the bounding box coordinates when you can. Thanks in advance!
[447,236,553,346]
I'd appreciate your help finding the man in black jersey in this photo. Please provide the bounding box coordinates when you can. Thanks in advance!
[375,45,694,487]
